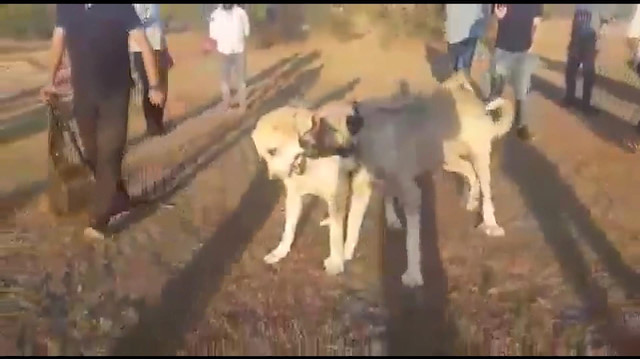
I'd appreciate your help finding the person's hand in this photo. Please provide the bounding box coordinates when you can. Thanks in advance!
[148,86,166,106]
[495,4,507,20]
[40,83,58,103]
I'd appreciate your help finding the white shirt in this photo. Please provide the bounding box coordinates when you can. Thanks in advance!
[209,5,250,55]
[130,4,166,52]
[628,4,640,38]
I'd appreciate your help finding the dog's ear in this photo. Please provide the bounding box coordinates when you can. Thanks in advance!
[351,101,360,115]
[347,102,364,135]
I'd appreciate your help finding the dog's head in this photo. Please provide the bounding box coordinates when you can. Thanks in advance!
[298,101,364,158]
[251,106,314,180]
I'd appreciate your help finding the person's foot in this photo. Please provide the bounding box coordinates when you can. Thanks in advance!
[561,96,577,109]
[485,96,506,111]
[84,226,106,240]
[146,124,167,137]
[580,103,601,116]
[516,125,534,141]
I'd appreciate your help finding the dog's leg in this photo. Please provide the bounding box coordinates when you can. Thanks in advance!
[344,169,373,261]
[443,156,480,211]
[398,180,424,287]
[264,188,303,264]
[443,143,480,211]
[324,180,349,275]
[473,149,505,237]
[384,196,403,229]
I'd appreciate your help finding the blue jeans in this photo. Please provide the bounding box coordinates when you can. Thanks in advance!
[448,37,478,74]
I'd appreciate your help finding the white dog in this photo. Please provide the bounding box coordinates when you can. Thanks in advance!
[251,105,362,275]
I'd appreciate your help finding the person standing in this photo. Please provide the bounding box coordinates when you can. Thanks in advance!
[209,3,251,112]
[627,4,640,72]
[130,3,171,136]
[41,4,166,239]
[485,3,543,142]
[563,4,615,116]
[445,4,491,80]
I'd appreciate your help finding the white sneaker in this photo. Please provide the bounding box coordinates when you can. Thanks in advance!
[486,97,506,111]
[84,226,106,240]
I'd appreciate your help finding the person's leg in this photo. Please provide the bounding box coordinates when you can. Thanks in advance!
[448,41,464,73]
[461,37,478,77]
[72,91,99,172]
[220,53,233,110]
[236,51,248,111]
[512,52,537,141]
[486,48,510,108]
[133,51,166,135]
[90,89,131,234]
[580,33,599,114]
[564,40,582,106]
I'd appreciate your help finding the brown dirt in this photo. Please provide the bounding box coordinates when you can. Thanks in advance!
[1,15,640,355]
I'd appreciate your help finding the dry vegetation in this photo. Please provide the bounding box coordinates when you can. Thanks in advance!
[1,3,640,356]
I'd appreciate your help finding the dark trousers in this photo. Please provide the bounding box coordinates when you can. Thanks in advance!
[448,37,478,75]
[132,50,168,134]
[73,88,131,228]
[565,31,597,106]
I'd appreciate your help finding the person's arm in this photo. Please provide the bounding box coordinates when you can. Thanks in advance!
[122,5,165,105]
[42,5,68,101]
[530,4,543,52]
[49,27,66,87]
[241,8,250,38]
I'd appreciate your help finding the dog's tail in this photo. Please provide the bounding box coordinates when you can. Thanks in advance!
[488,98,515,139]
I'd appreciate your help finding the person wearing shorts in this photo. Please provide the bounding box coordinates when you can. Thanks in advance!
[485,4,543,142]
[209,4,251,112]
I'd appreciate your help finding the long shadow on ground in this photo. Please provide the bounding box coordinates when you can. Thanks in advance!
[501,135,640,354]
[382,174,458,355]
[0,51,320,222]
[111,74,363,355]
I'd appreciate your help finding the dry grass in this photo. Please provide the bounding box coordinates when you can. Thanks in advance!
[2,10,640,355]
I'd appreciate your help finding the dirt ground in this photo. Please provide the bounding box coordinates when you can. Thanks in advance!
[1,15,640,355]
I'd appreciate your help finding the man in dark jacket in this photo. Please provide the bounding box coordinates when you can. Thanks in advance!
[42,4,166,239]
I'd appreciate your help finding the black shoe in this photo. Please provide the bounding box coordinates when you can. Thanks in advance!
[516,125,534,141]
[561,96,576,109]
[580,104,601,116]
[146,124,167,137]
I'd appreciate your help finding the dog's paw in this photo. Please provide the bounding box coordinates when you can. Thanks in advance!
[344,247,356,261]
[323,256,345,275]
[465,197,479,212]
[319,217,330,227]
[401,270,424,288]
[478,222,505,237]
[264,248,289,264]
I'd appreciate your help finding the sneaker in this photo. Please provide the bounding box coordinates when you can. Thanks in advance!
[84,226,106,240]
[516,125,534,141]
[485,97,506,111]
